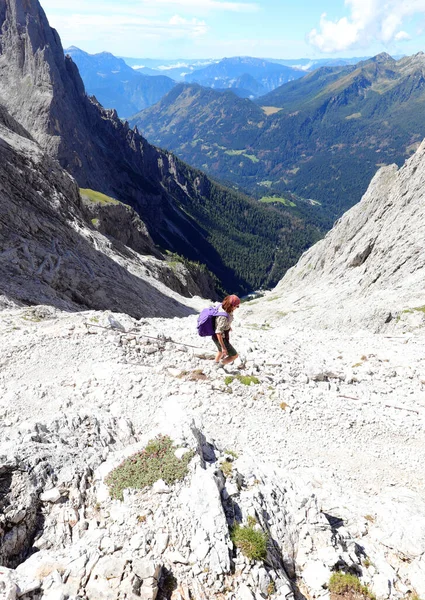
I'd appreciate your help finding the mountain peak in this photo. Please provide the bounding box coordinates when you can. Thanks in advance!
[370,52,395,63]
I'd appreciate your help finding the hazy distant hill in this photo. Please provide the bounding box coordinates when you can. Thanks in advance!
[65,47,176,118]
[184,57,304,97]
[132,52,425,218]
[121,57,217,81]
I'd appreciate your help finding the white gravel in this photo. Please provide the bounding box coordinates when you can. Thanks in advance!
[1,303,424,504]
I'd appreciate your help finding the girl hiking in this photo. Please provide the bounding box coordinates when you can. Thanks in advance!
[212,295,240,367]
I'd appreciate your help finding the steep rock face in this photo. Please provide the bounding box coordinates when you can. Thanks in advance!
[255,141,425,331]
[0,108,213,315]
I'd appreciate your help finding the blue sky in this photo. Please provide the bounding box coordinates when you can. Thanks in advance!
[41,0,425,59]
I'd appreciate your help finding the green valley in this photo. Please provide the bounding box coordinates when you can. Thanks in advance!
[131,52,425,220]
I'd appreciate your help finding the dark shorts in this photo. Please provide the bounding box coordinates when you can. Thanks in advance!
[212,331,237,357]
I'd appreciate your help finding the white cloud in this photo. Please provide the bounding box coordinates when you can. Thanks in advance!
[395,30,411,41]
[308,0,425,53]
[49,12,208,45]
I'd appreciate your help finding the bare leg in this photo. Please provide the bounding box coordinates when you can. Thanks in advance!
[215,350,224,363]
[222,353,238,365]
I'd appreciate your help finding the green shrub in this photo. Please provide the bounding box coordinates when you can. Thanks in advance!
[225,375,260,386]
[105,435,193,500]
[231,523,268,561]
[238,375,260,386]
[225,449,239,459]
[328,573,375,600]
[221,460,233,478]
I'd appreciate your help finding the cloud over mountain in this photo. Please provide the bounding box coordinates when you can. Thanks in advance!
[308,0,424,52]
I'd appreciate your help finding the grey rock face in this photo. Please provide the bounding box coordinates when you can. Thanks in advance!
[0,110,213,315]
[0,0,251,292]
[261,140,425,332]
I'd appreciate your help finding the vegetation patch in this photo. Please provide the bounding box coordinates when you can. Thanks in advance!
[105,435,194,500]
[80,188,120,205]
[225,449,239,459]
[225,375,260,386]
[328,572,376,600]
[220,460,233,478]
[238,375,260,385]
[231,522,268,561]
[224,149,259,163]
[260,196,296,207]
[267,581,276,596]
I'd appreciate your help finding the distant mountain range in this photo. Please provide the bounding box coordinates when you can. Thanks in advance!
[66,50,379,117]
[131,52,425,219]
[182,57,305,97]
[64,47,176,118]
[121,56,373,78]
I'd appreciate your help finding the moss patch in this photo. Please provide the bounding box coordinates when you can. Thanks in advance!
[231,523,268,561]
[80,188,120,205]
[225,375,260,386]
[105,435,193,500]
[329,572,376,600]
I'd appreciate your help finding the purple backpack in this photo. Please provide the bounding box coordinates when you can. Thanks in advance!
[197,305,228,337]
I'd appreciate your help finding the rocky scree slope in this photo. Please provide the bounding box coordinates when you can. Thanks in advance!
[249,138,425,332]
[0,0,305,294]
[0,104,216,316]
[0,306,424,598]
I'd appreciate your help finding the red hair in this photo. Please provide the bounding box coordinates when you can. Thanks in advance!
[222,295,241,312]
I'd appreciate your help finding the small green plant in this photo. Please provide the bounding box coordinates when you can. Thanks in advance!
[89,316,100,323]
[267,581,276,596]
[225,449,239,459]
[224,375,259,386]
[364,514,375,523]
[231,522,268,561]
[363,557,372,568]
[280,401,289,410]
[221,460,233,478]
[328,572,375,600]
[247,515,257,527]
[237,375,260,386]
[105,435,194,500]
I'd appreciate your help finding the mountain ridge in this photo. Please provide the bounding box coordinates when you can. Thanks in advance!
[64,46,176,118]
[133,52,425,219]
